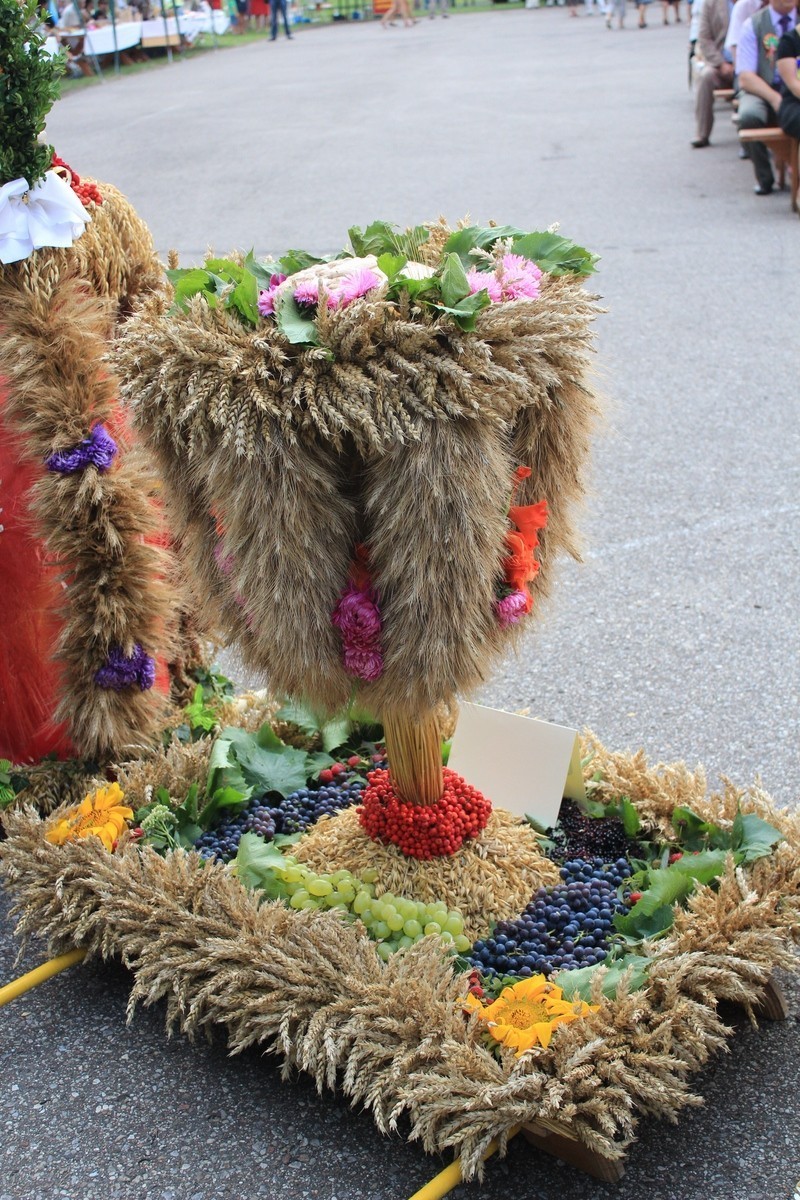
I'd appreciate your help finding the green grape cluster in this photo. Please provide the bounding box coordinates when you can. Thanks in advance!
[267,858,472,961]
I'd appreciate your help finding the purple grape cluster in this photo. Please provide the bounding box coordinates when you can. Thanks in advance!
[193,771,366,862]
[469,857,632,979]
[276,776,365,834]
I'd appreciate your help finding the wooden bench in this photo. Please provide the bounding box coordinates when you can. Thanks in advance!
[739,126,799,213]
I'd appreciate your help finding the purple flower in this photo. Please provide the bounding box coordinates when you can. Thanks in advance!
[332,582,383,681]
[494,589,529,627]
[257,273,287,317]
[95,643,156,691]
[293,278,320,307]
[342,646,384,682]
[46,424,118,474]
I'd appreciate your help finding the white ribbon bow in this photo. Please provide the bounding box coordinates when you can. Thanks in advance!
[0,170,91,265]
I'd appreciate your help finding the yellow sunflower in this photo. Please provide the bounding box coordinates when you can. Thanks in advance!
[46,782,133,852]
[464,974,599,1055]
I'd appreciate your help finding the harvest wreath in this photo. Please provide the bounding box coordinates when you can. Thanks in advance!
[1,680,798,1184]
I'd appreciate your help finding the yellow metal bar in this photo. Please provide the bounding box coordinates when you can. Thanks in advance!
[0,948,86,1008]
[407,1126,521,1200]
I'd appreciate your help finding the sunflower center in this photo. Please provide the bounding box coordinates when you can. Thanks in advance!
[505,999,551,1028]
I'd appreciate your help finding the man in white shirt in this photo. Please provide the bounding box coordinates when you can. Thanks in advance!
[737,0,798,191]
[724,0,764,63]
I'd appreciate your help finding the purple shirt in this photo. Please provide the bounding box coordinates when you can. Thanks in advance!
[737,5,798,77]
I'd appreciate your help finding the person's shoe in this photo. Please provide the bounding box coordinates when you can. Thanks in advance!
[691,137,710,147]
[753,183,773,195]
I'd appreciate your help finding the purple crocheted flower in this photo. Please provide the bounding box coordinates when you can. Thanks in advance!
[95,643,156,691]
[332,583,383,682]
[494,589,529,627]
[46,424,118,473]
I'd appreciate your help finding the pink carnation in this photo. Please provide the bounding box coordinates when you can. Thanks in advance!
[498,253,542,300]
[466,254,542,306]
[332,582,384,681]
[329,267,382,309]
[494,589,529,627]
[257,273,287,317]
[293,278,320,307]
[466,268,502,302]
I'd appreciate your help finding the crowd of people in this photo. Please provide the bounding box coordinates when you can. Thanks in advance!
[691,0,800,197]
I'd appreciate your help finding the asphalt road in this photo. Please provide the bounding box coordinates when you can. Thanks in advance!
[2,8,799,1200]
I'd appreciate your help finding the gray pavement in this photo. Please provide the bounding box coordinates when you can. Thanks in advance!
[2,9,800,1199]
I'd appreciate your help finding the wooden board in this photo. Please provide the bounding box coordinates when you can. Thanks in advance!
[522,1118,625,1183]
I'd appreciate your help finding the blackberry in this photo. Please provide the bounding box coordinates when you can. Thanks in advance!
[550,799,633,863]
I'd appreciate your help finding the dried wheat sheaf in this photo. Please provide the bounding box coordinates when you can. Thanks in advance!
[117,260,601,718]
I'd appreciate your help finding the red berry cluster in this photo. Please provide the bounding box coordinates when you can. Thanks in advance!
[358,767,492,860]
[51,153,104,207]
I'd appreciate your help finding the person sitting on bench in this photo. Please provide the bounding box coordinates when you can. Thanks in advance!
[737,0,798,192]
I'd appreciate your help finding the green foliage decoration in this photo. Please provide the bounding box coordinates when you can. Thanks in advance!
[0,0,65,188]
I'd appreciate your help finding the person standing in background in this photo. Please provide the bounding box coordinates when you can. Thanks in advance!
[270,0,292,38]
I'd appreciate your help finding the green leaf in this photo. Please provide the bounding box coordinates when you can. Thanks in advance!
[233,832,290,894]
[376,252,408,281]
[349,221,430,261]
[320,717,351,754]
[428,290,491,332]
[167,267,218,311]
[275,292,320,346]
[510,232,598,277]
[198,785,250,831]
[613,903,676,941]
[443,224,525,268]
[557,954,651,1002]
[274,700,320,737]
[732,811,784,864]
[619,797,641,838]
[279,249,324,276]
[669,849,730,885]
[244,250,281,290]
[230,266,260,326]
[238,737,311,798]
[439,252,471,308]
[205,258,244,283]
[388,274,438,303]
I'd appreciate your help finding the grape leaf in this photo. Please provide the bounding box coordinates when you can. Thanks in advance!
[233,832,289,894]
[732,811,784,863]
[275,293,319,346]
[557,953,651,1002]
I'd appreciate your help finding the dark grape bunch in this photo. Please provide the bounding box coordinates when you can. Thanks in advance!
[194,767,369,862]
[548,799,633,864]
[468,857,632,979]
[274,775,366,834]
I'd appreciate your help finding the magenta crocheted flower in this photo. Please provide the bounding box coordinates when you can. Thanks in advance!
[494,589,529,627]
[332,582,384,681]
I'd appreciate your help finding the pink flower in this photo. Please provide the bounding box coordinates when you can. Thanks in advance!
[494,589,529,627]
[342,646,384,682]
[329,267,382,309]
[293,278,321,307]
[257,273,287,317]
[466,255,542,306]
[214,541,234,576]
[466,268,502,302]
[498,253,542,300]
[332,581,384,681]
